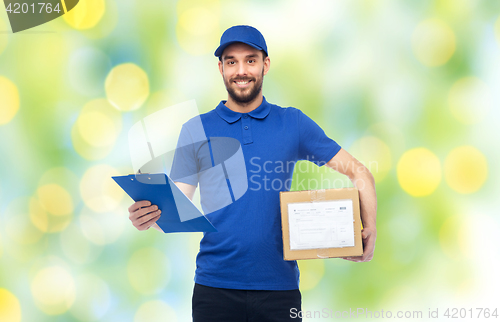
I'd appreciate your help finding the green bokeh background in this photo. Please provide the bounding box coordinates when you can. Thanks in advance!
[1,0,499,321]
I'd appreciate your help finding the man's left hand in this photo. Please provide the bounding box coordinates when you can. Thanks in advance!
[342,227,377,262]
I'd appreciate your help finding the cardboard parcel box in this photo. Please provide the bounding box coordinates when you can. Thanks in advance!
[280,188,363,260]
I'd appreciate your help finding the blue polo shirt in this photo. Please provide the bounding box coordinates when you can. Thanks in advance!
[170,97,341,290]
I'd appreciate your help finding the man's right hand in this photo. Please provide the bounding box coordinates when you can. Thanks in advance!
[128,200,161,231]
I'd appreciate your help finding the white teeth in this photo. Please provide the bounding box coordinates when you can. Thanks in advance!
[236,81,249,85]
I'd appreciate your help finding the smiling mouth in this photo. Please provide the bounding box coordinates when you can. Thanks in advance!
[234,80,252,88]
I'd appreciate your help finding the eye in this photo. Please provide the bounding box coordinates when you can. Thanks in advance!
[227,61,235,65]
[248,59,255,64]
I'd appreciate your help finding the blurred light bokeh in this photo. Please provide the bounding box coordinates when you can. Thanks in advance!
[1,0,499,321]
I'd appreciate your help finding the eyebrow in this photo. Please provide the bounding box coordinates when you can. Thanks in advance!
[223,54,259,61]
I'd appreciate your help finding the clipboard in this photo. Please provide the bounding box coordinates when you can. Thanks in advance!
[112,173,217,233]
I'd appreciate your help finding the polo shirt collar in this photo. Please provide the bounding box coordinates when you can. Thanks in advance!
[216,97,271,124]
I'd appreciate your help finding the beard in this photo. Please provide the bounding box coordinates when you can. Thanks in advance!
[223,69,264,104]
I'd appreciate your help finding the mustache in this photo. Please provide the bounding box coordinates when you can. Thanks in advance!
[231,77,255,82]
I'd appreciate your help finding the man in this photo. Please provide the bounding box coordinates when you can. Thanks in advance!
[128,25,377,321]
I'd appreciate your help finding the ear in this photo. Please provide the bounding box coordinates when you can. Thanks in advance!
[218,60,223,76]
[263,56,270,76]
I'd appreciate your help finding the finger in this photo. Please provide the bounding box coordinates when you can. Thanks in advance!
[137,205,159,219]
[128,200,151,213]
[136,210,161,226]
[136,212,160,230]
[137,212,161,230]
[359,255,372,262]
[360,246,376,262]
[130,205,158,220]
[363,238,375,256]
[131,208,158,226]
[343,256,362,262]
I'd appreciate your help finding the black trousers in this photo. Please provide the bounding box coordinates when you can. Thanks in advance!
[192,283,302,322]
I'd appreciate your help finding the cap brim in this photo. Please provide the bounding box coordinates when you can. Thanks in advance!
[214,41,264,57]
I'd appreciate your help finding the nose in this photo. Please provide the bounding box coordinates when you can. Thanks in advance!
[236,62,248,77]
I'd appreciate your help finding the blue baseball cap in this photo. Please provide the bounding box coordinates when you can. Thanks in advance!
[214,25,268,58]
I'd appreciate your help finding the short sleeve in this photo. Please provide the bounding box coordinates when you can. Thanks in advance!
[297,109,341,166]
[170,124,199,186]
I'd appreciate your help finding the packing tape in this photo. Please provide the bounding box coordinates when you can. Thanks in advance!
[310,189,326,202]
[316,248,331,259]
